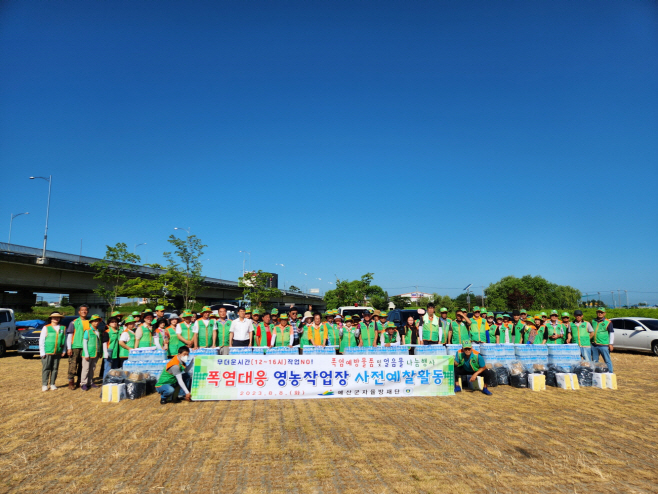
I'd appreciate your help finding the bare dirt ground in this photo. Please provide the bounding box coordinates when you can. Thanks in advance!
[1,351,657,494]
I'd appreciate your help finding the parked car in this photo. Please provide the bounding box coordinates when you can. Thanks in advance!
[0,308,19,357]
[338,306,374,318]
[610,317,658,355]
[387,309,423,328]
[17,315,104,359]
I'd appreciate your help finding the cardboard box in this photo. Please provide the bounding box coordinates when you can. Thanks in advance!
[592,373,607,389]
[556,373,572,390]
[570,374,580,390]
[528,374,546,391]
[102,383,126,402]
[468,376,485,391]
[604,373,617,390]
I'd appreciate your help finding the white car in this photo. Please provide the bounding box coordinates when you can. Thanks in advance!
[338,306,374,318]
[610,317,658,355]
[0,308,19,357]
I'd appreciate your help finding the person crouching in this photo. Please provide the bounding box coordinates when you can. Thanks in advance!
[454,340,494,396]
[155,345,192,405]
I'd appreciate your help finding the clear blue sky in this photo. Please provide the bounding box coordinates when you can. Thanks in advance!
[2,1,657,305]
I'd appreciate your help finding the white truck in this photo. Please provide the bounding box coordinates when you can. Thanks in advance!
[338,306,374,318]
[0,308,18,357]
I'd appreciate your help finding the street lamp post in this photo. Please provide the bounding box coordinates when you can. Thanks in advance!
[29,175,52,259]
[8,212,29,250]
[174,227,191,235]
[240,251,251,276]
[276,263,285,289]
[134,242,147,254]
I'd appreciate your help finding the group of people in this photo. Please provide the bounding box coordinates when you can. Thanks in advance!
[37,302,614,400]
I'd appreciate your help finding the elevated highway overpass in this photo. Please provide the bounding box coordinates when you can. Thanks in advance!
[0,242,325,313]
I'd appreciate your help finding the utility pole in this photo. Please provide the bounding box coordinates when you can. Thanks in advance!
[625,290,628,308]
[611,291,615,308]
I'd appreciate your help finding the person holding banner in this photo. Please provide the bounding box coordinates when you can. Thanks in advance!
[454,340,494,395]
[271,313,294,347]
[302,313,327,347]
[419,303,440,345]
[339,316,359,353]
[324,313,341,347]
[193,306,216,348]
[215,307,232,355]
[451,310,471,344]
[380,322,401,346]
[229,307,253,347]
[156,345,192,405]
[255,312,273,347]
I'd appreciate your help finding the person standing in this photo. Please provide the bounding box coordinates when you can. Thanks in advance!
[323,312,341,347]
[215,308,232,355]
[135,312,155,348]
[153,318,169,352]
[591,307,614,372]
[81,315,102,391]
[229,307,253,347]
[545,310,566,345]
[468,306,488,344]
[288,307,301,346]
[270,308,279,326]
[117,316,137,367]
[339,316,359,353]
[39,311,67,391]
[66,304,90,390]
[493,315,512,344]
[528,315,546,344]
[451,310,471,345]
[453,340,494,395]
[270,314,294,347]
[380,322,401,346]
[438,308,453,345]
[165,315,181,357]
[102,317,121,378]
[510,311,526,344]
[567,310,594,361]
[155,305,166,320]
[358,311,378,347]
[400,316,417,345]
[420,304,441,345]
[193,306,216,348]
[254,312,273,347]
[303,313,327,347]
[176,311,195,348]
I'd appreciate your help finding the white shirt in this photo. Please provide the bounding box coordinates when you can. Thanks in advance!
[119,330,134,343]
[192,318,214,334]
[230,318,254,340]
[39,324,64,357]
[270,326,295,346]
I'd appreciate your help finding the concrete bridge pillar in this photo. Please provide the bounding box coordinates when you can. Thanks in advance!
[68,294,110,318]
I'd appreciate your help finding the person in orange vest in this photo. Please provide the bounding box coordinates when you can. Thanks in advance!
[155,345,192,405]
[301,313,327,347]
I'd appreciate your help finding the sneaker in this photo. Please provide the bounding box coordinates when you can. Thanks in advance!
[42,385,49,392]
[481,388,492,396]
[90,384,99,388]
[81,384,89,391]
[160,397,167,405]
[50,385,58,391]
[454,385,462,393]
[68,380,75,390]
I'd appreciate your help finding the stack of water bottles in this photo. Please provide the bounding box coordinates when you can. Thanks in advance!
[228,347,253,355]
[190,348,219,357]
[302,345,338,355]
[264,346,299,355]
[342,346,368,355]
[446,344,462,358]
[497,344,516,367]
[414,345,446,356]
[514,343,549,370]
[478,343,500,365]
[251,346,267,355]
[125,347,167,379]
[547,344,581,369]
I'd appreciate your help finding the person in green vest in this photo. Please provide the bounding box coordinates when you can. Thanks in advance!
[438,308,452,345]
[81,315,102,391]
[510,310,526,344]
[358,311,378,347]
[215,307,232,355]
[519,309,528,325]
[117,316,138,367]
[110,310,124,327]
[493,314,512,344]
[193,306,216,348]
[301,313,327,348]
[419,304,441,345]
[270,308,279,326]
[591,307,614,372]
[39,311,67,391]
[156,345,192,405]
[271,314,294,347]
[453,340,493,395]
[153,318,168,352]
[254,312,273,347]
[135,311,155,348]
[339,316,359,353]
[380,322,401,346]
[131,311,142,325]
[377,311,390,340]
[176,311,195,348]
[165,314,180,357]
[155,305,166,320]
[323,312,341,347]
[103,317,121,376]
[545,310,566,345]
[66,304,90,390]
[566,309,594,361]
[451,310,471,344]
[468,306,488,344]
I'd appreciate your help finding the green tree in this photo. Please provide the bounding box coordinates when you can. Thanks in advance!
[323,273,386,310]
[60,296,70,307]
[389,295,411,308]
[162,234,206,311]
[91,242,141,315]
[239,270,282,309]
[452,293,484,311]
[484,275,581,311]
[123,263,176,310]
[288,285,302,293]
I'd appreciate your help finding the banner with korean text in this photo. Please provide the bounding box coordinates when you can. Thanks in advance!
[191,354,455,400]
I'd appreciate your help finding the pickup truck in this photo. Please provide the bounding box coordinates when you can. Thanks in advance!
[0,309,19,357]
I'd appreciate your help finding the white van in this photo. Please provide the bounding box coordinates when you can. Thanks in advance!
[0,309,18,357]
[338,306,374,318]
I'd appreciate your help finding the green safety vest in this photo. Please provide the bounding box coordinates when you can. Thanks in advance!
[545,322,566,345]
[439,318,452,344]
[83,328,100,358]
[156,356,185,387]
[533,326,546,344]
[571,322,591,347]
[108,327,120,358]
[593,319,611,345]
[43,325,65,355]
[119,330,135,358]
[215,320,232,347]
[178,323,193,344]
[469,318,488,342]
[383,331,399,344]
[450,321,469,344]
[340,327,358,353]
[273,325,292,347]
[511,321,525,343]
[166,326,180,356]
[254,322,272,346]
[421,315,440,341]
[497,324,512,344]
[196,319,215,347]
[71,317,89,350]
[359,322,378,346]
[324,323,341,346]
[137,324,154,348]
[456,350,481,373]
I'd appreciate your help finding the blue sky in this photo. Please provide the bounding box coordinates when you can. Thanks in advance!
[1,1,657,304]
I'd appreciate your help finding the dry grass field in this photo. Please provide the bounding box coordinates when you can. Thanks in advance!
[1,351,657,494]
